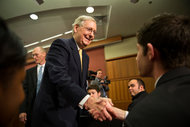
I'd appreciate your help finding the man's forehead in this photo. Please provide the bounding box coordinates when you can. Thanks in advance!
[88,89,97,92]
[129,79,138,84]
[32,48,41,53]
[82,20,96,28]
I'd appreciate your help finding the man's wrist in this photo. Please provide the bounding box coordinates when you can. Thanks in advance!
[79,94,90,109]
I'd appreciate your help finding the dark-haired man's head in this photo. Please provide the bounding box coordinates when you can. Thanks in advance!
[136,13,190,77]
[128,78,146,97]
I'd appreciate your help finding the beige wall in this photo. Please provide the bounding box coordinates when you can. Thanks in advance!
[104,36,137,60]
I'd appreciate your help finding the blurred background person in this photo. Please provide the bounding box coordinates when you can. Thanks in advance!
[127,78,148,111]
[19,47,46,127]
[122,78,148,127]
[80,85,111,127]
[0,17,26,127]
[91,69,109,97]
[87,84,101,99]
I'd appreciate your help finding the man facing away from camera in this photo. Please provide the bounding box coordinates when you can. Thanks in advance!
[93,13,190,127]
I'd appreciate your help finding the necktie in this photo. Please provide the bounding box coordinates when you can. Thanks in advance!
[37,66,43,94]
[79,49,83,70]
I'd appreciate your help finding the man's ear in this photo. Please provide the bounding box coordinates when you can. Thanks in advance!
[147,43,155,60]
[98,92,101,97]
[73,24,79,33]
[139,85,145,91]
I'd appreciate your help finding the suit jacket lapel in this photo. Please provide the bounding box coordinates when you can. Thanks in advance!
[69,38,84,87]
[69,38,89,87]
[69,38,81,72]
[82,50,88,84]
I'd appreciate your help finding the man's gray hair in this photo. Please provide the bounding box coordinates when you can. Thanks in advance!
[72,15,96,35]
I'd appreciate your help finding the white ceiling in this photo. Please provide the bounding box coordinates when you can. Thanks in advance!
[0,0,190,55]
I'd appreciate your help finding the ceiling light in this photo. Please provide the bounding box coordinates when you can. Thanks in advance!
[130,0,139,3]
[86,7,94,13]
[36,0,44,5]
[30,14,38,20]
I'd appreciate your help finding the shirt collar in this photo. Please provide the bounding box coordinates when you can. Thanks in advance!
[75,40,80,51]
[38,63,45,68]
[154,74,163,88]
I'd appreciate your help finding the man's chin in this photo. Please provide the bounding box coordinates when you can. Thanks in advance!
[82,41,91,47]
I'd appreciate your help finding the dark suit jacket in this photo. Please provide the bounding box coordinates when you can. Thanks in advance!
[31,38,89,127]
[125,67,190,127]
[127,91,148,111]
[20,66,37,127]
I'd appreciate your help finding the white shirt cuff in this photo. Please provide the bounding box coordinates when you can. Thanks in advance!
[79,94,90,109]
[125,111,129,119]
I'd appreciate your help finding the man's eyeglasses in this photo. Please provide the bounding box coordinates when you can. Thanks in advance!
[82,27,96,35]
[32,54,39,58]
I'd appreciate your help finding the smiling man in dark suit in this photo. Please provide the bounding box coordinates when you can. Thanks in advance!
[31,15,112,127]
[19,47,46,127]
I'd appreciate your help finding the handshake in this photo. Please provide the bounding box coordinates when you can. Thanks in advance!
[84,96,126,121]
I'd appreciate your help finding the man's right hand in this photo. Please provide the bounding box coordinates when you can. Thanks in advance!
[84,96,113,121]
[19,113,27,124]
[106,103,127,120]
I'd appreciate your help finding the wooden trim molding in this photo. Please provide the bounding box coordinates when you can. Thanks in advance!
[84,35,122,50]
[26,58,35,65]
[106,54,137,62]
[26,36,122,64]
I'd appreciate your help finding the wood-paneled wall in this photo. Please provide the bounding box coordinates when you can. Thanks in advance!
[106,54,155,110]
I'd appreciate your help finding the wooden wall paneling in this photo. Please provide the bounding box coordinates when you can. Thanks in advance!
[106,61,114,79]
[108,81,116,100]
[123,79,131,101]
[120,59,128,78]
[111,57,139,78]
[115,80,120,100]
[113,61,120,78]
[119,80,125,100]
[125,57,139,77]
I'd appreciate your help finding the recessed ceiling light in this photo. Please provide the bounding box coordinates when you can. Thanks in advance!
[86,7,94,13]
[130,0,139,3]
[30,14,38,20]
